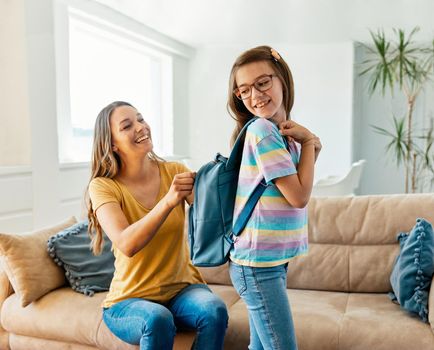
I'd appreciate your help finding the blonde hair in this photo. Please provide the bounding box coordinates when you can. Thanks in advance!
[85,101,164,254]
[227,45,295,146]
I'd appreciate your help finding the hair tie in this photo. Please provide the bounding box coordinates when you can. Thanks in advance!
[270,48,281,62]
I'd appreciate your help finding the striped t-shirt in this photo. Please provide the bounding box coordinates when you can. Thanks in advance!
[230,118,308,267]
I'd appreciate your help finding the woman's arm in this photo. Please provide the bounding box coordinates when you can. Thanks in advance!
[96,172,195,257]
[185,182,195,205]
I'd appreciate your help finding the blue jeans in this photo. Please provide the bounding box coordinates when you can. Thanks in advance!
[102,284,228,350]
[229,262,298,350]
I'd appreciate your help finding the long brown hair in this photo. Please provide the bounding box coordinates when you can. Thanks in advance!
[227,45,295,146]
[85,101,164,254]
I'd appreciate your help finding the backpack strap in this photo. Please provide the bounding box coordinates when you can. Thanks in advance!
[232,178,267,237]
[226,117,258,170]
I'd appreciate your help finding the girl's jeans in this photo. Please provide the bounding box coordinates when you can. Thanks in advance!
[229,261,298,350]
[102,284,228,350]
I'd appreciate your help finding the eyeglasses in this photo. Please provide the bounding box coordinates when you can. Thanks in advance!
[233,74,277,100]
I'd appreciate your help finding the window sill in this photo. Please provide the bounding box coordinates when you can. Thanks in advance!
[59,155,188,170]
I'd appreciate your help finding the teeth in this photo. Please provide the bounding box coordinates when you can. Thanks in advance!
[256,101,268,108]
[135,135,149,143]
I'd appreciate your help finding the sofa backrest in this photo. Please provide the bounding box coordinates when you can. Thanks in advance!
[286,194,434,293]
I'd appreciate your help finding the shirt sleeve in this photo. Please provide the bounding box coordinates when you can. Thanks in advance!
[165,161,193,178]
[253,129,298,184]
[88,178,122,212]
[175,161,190,174]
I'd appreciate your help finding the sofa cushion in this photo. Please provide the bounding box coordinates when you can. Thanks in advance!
[286,243,399,293]
[292,290,432,350]
[308,194,434,245]
[9,334,98,350]
[289,289,350,350]
[0,217,76,307]
[197,264,232,286]
[390,218,434,322]
[47,220,115,296]
[199,285,351,350]
[1,288,125,348]
[338,293,434,350]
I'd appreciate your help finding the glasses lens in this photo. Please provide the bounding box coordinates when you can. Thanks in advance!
[254,76,273,92]
[234,87,251,100]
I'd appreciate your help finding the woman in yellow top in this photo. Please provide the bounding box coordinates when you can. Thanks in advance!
[86,101,228,350]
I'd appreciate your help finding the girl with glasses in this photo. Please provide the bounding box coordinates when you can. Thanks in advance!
[86,101,228,350]
[227,46,322,349]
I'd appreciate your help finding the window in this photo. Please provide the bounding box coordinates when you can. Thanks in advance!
[57,8,173,163]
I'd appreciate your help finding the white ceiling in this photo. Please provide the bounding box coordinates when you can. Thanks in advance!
[95,0,434,48]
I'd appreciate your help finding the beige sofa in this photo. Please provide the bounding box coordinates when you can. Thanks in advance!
[1,194,434,349]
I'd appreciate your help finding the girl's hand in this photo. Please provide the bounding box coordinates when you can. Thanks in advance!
[279,120,314,145]
[279,120,321,161]
[312,135,322,160]
[164,172,196,209]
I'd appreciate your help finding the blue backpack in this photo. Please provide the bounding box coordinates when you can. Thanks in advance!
[188,117,267,267]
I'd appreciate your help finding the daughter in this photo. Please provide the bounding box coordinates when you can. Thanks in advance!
[227,46,321,349]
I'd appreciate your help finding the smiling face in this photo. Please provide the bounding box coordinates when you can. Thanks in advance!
[109,105,152,159]
[235,60,286,124]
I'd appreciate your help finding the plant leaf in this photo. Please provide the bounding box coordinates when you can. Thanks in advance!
[371,115,409,166]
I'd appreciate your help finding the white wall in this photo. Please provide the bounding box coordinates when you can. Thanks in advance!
[188,43,354,182]
[284,43,354,181]
[0,0,31,166]
[172,56,191,157]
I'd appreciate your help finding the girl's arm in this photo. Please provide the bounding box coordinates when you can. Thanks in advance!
[273,120,317,208]
[95,172,195,257]
[274,141,315,208]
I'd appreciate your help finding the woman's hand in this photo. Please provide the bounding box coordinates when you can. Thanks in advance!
[164,172,196,209]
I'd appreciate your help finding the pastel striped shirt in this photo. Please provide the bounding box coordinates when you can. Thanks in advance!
[230,118,308,267]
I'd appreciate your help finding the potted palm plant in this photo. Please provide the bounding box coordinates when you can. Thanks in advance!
[359,27,434,193]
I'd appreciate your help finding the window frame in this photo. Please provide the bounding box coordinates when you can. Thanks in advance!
[54,1,190,165]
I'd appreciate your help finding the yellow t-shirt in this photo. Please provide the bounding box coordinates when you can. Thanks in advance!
[88,161,205,307]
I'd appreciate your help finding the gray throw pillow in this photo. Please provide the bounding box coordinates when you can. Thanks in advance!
[47,220,115,296]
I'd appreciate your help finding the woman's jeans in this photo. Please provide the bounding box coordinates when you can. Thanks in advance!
[102,284,228,350]
[229,261,298,350]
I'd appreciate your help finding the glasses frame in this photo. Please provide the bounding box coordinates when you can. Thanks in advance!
[233,74,277,100]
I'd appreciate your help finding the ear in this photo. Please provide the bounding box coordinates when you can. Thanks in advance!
[112,145,118,152]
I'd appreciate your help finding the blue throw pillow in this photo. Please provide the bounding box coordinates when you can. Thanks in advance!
[389,218,434,322]
[47,220,115,296]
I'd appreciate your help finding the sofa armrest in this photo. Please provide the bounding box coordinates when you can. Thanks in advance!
[0,258,14,301]
[429,275,434,334]
[0,260,12,350]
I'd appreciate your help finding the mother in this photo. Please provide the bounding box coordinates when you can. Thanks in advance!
[86,101,228,350]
